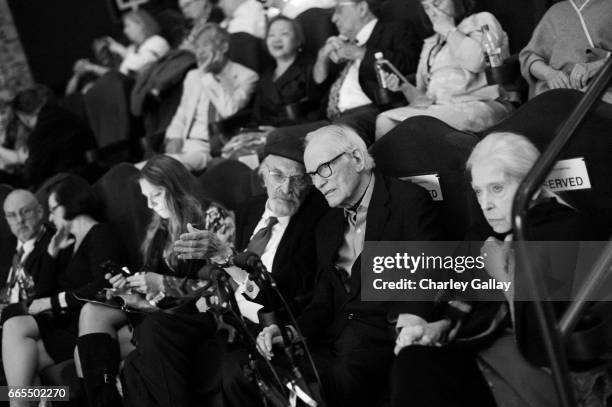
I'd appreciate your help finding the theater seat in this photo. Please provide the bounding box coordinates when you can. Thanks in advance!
[92,163,150,270]
[295,8,337,58]
[0,184,16,282]
[370,115,483,240]
[228,32,272,74]
[484,89,612,234]
[196,159,262,212]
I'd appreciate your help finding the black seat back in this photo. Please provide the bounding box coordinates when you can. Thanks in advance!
[371,116,483,240]
[0,184,16,283]
[295,8,338,58]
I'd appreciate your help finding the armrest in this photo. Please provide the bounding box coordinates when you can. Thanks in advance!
[485,54,521,86]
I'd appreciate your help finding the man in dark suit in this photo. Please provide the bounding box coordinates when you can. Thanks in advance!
[258,124,441,407]
[313,0,420,144]
[174,129,328,407]
[1,190,56,312]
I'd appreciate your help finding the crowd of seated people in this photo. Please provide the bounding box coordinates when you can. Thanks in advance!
[1,0,612,406]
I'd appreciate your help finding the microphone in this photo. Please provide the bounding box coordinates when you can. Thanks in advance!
[232,251,269,281]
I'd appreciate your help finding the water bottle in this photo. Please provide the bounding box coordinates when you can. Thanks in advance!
[374,52,391,105]
[481,24,503,68]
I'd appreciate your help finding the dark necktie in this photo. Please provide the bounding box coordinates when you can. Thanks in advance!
[11,247,24,273]
[326,62,353,120]
[247,217,279,256]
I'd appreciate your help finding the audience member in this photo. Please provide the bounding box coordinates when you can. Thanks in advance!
[0,190,55,306]
[313,0,420,144]
[158,23,258,172]
[520,0,612,103]
[251,16,324,126]
[391,132,610,407]
[174,128,329,407]
[375,0,514,139]
[218,0,267,39]
[1,177,121,406]
[178,0,217,52]
[257,124,441,407]
[76,155,233,407]
[73,9,170,79]
[11,87,95,189]
[264,0,335,19]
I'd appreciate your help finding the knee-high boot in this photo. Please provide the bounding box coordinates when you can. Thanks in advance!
[76,333,123,407]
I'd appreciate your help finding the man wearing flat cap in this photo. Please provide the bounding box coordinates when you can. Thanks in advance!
[174,126,329,407]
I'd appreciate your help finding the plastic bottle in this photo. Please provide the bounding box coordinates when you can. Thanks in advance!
[374,52,391,105]
[481,24,503,68]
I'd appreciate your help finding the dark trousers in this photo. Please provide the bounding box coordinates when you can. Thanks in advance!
[391,345,497,407]
[121,311,222,407]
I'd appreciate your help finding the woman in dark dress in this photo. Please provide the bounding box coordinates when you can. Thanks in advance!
[2,176,121,407]
[251,15,323,127]
[390,132,610,406]
[75,155,234,407]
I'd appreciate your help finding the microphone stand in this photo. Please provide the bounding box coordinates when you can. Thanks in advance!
[249,264,320,407]
[211,267,290,407]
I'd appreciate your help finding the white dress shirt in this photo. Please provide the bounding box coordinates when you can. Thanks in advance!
[337,18,378,112]
[234,202,291,323]
[7,237,38,303]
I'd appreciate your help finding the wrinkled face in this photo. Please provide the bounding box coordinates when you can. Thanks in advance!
[304,138,361,208]
[3,192,43,242]
[194,33,226,68]
[331,0,363,40]
[123,17,145,44]
[471,162,520,234]
[266,19,299,60]
[139,179,171,219]
[262,155,310,217]
[180,0,210,20]
[48,193,69,232]
[420,0,456,21]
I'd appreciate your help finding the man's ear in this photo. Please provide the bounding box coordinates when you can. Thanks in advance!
[357,0,369,18]
[351,149,366,171]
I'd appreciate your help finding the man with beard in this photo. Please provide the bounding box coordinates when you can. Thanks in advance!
[174,128,329,407]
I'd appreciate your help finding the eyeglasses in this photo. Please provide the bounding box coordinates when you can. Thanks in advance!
[307,151,348,179]
[5,205,38,222]
[265,168,310,188]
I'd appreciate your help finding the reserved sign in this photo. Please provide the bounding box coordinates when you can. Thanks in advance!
[401,174,444,201]
[544,158,592,192]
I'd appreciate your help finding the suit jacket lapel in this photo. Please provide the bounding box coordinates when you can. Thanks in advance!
[349,172,389,299]
[239,198,267,251]
[316,208,346,270]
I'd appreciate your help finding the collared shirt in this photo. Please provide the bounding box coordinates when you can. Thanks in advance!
[235,201,291,323]
[119,35,170,75]
[222,0,267,39]
[335,174,375,276]
[337,18,378,112]
[6,228,43,303]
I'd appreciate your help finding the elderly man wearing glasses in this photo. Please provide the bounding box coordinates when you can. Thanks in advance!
[1,190,55,308]
[257,124,442,407]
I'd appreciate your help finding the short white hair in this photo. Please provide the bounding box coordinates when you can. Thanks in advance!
[305,124,375,171]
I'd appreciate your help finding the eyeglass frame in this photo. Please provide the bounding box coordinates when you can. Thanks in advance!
[263,166,310,188]
[306,151,350,179]
[4,204,40,222]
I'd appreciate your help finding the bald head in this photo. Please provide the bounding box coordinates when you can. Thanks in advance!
[3,190,44,242]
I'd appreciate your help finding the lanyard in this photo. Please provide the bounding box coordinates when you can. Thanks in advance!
[570,0,595,49]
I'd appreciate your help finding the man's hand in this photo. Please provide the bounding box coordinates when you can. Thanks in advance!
[335,42,366,62]
[48,225,75,258]
[126,272,164,294]
[256,324,284,360]
[28,298,52,314]
[394,318,451,355]
[174,223,229,261]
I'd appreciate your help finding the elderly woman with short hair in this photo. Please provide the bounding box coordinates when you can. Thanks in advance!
[391,132,610,407]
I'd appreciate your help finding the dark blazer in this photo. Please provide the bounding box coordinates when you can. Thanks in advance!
[251,52,324,126]
[297,171,441,353]
[323,20,421,109]
[235,189,329,315]
[0,226,57,300]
